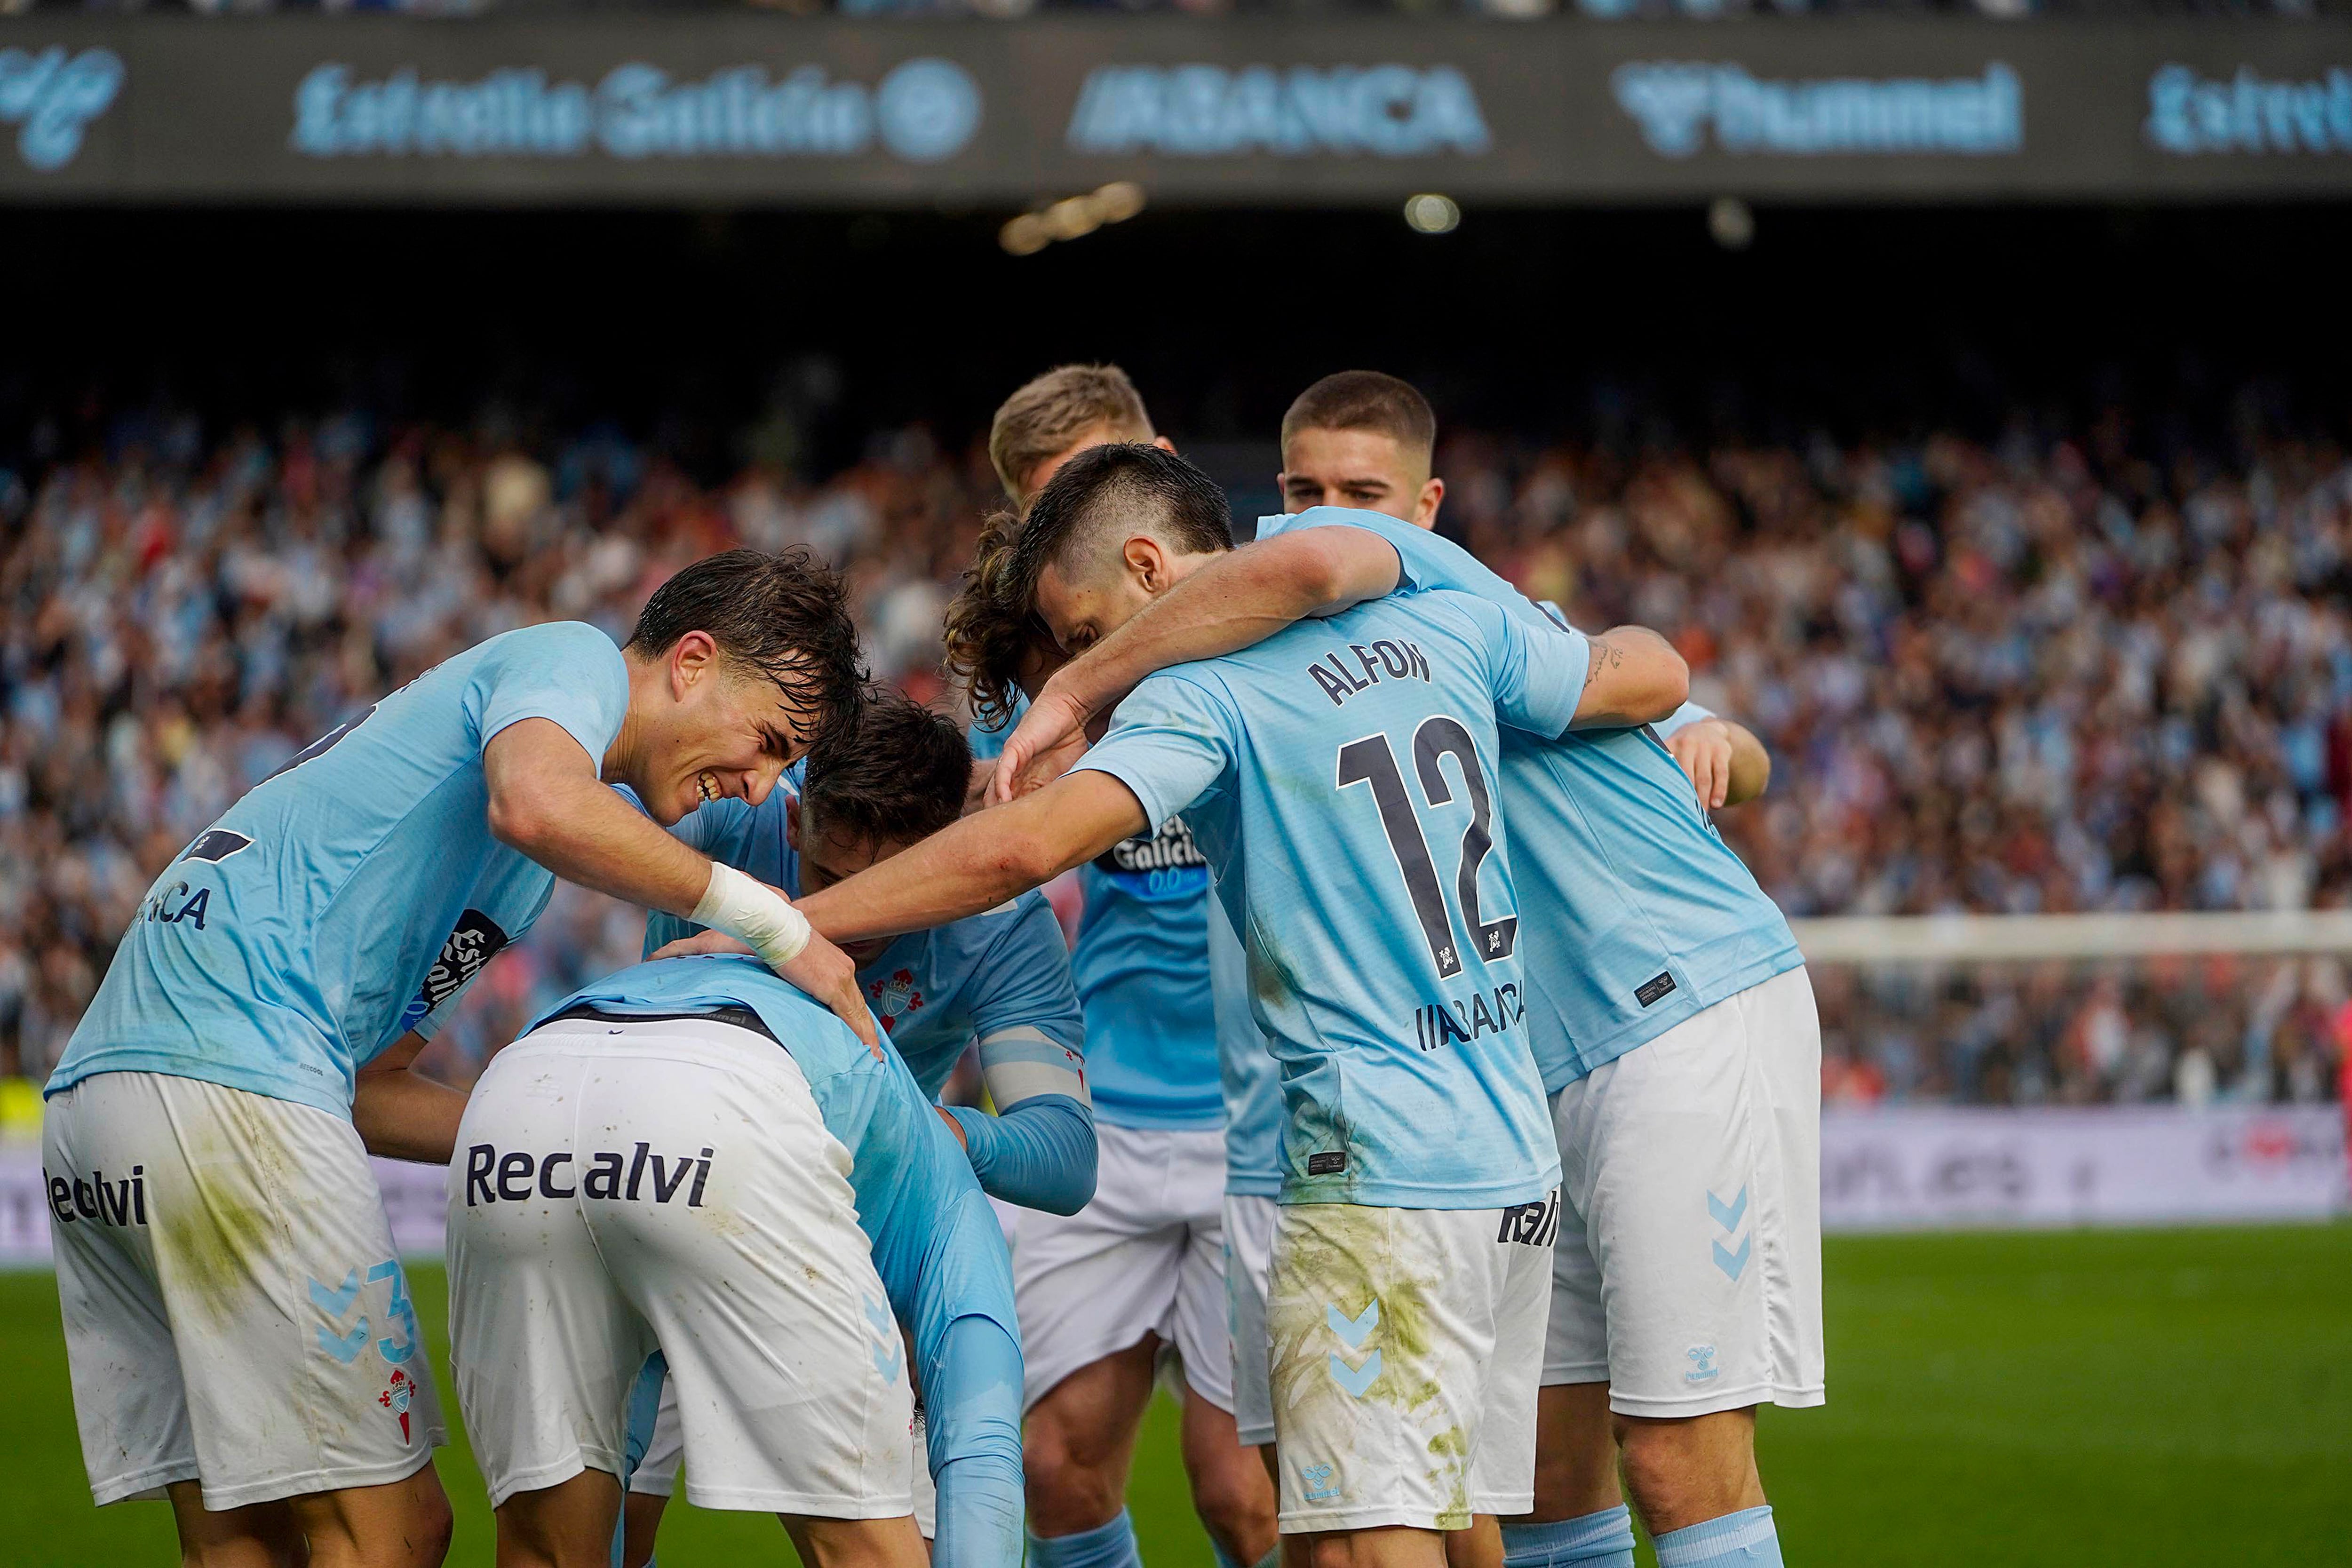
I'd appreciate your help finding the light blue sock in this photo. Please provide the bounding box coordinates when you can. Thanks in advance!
[1028,1510,1144,1568]
[1209,1541,1281,1568]
[1653,1505,1782,1568]
[1502,1506,1637,1568]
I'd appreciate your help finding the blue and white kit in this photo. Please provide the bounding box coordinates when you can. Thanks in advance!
[1076,587,1579,1532]
[1262,508,1825,1420]
[44,620,631,1512]
[445,956,1025,1568]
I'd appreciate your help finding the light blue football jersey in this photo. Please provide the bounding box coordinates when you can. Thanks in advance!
[969,692,1223,1132]
[1263,508,1804,1087]
[1076,588,1580,1210]
[642,760,1083,1102]
[1206,892,1281,1199]
[51,622,630,1118]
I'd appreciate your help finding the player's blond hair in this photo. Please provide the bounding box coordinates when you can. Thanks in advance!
[988,364,1156,505]
[1279,370,1438,467]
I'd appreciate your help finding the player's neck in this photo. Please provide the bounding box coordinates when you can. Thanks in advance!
[603,651,665,786]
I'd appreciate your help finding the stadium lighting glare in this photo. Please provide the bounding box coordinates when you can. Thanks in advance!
[1403,193,1461,234]
[999,181,1148,256]
[1709,196,1756,251]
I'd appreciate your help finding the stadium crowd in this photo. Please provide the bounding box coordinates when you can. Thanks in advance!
[3,399,2347,1106]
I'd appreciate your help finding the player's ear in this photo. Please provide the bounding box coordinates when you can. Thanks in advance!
[1152,435,1176,455]
[1124,533,1166,589]
[670,630,719,698]
[1416,477,1446,529]
[784,795,803,852]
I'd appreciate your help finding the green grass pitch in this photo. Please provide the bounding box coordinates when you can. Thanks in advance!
[5,1225,2347,1566]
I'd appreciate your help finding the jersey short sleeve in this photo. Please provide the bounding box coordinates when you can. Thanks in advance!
[1445,590,1589,742]
[469,620,631,764]
[1070,672,1238,831]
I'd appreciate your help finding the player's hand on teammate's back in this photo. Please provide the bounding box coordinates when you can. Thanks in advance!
[777,929,882,1051]
[649,929,755,961]
[988,682,1097,804]
[1667,716,1736,811]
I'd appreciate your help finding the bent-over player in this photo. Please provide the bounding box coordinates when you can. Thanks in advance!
[41,549,870,1568]
[446,952,1024,1568]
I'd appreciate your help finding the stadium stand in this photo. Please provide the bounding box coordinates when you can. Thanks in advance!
[1,397,2346,1105]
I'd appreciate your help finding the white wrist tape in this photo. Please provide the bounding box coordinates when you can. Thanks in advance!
[691,862,812,969]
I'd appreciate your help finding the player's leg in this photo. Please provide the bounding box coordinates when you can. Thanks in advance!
[780,1513,931,1568]
[1172,1154,1277,1568]
[1499,1115,1634,1568]
[48,1070,451,1565]
[1023,1338,1160,1533]
[1266,1204,1541,1568]
[619,1377,684,1568]
[1182,1393,1278,1568]
[1005,1123,1192,1568]
[493,1469,624,1568]
[445,1035,652,1568]
[589,1020,917,1558]
[1563,968,1825,1566]
[164,1484,305,1568]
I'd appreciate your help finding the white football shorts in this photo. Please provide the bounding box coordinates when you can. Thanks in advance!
[995,1122,1232,1412]
[44,1068,446,1510]
[446,1015,913,1515]
[1222,1193,1278,1449]
[1267,1197,1555,1535]
[630,1365,938,1539]
[1544,965,1826,1418]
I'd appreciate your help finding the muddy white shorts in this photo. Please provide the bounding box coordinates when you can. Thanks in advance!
[1267,1196,1556,1535]
[1544,965,1826,1418]
[446,1015,913,1515]
[995,1122,1231,1412]
[1222,1193,1279,1448]
[44,1069,445,1510]
[629,1372,938,1539]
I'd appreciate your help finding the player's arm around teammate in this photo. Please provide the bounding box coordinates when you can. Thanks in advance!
[37,549,871,1568]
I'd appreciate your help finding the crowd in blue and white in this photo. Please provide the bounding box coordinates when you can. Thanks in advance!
[3,399,2347,1106]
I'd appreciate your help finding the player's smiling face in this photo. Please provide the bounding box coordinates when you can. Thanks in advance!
[641,638,805,826]
[1279,426,1442,528]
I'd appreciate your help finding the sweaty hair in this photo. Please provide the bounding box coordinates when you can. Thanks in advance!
[1279,370,1438,466]
[801,686,971,851]
[625,547,866,754]
[989,364,1156,505]
[942,509,1053,731]
[1008,443,1234,614]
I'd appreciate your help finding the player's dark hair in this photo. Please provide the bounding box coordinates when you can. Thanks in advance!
[1280,371,1438,464]
[943,508,1059,732]
[625,547,866,753]
[1008,443,1234,613]
[801,687,971,850]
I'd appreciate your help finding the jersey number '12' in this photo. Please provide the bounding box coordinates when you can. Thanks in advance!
[1336,716,1518,979]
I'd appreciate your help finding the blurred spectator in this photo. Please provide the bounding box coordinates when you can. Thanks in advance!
[1,395,2345,1106]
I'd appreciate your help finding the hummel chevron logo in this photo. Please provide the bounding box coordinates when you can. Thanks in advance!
[1326,1300,1379,1349]
[872,1335,904,1381]
[319,1319,370,1364]
[1327,1349,1382,1398]
[863,1296,893,1336]
[309,1269,363,1317]
[1707,1187,1748,1233]
[1713,1234,1752,1281]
